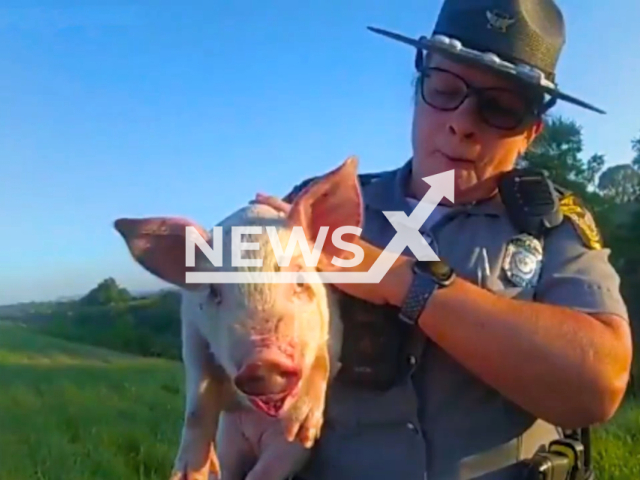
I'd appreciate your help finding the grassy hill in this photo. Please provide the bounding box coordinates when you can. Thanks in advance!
[1,323,639,479]
[0,323,184,480]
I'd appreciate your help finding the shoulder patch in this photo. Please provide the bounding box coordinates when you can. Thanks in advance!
[558,193,603,250]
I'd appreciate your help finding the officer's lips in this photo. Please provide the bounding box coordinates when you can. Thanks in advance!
[439,151,475,164]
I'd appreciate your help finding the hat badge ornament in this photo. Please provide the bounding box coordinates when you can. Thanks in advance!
[486,10,515,32]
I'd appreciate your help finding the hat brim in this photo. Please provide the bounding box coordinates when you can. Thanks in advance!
[367,26,605,115]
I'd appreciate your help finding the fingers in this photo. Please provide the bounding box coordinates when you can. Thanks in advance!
[250,193,292,214]
[249,192,398,305]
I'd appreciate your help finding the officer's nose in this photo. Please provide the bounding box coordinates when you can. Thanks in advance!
[447,97,480,140]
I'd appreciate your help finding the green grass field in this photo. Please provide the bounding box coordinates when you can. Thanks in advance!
[0,324,184,480]
[1,323,638,479]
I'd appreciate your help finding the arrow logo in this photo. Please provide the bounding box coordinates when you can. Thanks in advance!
[185,170,454,284]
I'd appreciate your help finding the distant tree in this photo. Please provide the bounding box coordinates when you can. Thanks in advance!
[78,278,132,307]
[518,115,606,203]
[631,132,640,170]
[597,164,640,204]
[584,153,607,190]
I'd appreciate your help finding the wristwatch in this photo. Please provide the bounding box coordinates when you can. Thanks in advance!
[398,259,456,326]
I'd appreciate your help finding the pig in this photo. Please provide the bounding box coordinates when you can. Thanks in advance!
[113,157,364,480]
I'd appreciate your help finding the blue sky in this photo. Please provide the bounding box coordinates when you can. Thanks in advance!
[2,0,640,304]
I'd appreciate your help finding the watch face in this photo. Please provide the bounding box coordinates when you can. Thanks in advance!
[416,260,453,283]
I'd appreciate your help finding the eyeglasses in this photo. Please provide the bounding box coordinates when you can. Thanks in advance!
[418,67,540,130]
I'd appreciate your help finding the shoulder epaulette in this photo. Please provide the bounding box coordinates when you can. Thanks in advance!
[555,186,603,250]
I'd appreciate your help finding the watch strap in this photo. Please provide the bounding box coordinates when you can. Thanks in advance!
[398,267,438,326]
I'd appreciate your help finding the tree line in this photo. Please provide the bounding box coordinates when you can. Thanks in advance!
[32,278,183,360]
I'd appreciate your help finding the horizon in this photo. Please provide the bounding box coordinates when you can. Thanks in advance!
[3,1,640,304]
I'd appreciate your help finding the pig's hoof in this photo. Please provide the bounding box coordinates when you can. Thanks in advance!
[169,468,218,480]
[171,443,220,480]
[283,395,326,449]
[299,407,324,448]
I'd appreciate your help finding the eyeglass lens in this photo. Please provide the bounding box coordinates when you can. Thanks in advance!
[420,68,533,130]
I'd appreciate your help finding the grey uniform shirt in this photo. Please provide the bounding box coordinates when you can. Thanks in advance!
[287,159,629,480]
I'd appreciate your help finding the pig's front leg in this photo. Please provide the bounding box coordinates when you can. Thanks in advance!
[217,408,311,480]
[170,312,236,480]
[246,416,311,480]
[283,345,332,448]
[213,410,255,479]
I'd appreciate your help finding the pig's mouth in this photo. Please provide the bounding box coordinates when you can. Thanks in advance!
[234,360,302,417]
[246,387,300,417]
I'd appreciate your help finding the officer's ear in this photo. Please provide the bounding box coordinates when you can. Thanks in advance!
[533,117,544,137]
[525,116,544,146]
[286,156,364,263]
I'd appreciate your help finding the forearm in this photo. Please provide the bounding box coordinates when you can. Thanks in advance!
[387,264,632,429]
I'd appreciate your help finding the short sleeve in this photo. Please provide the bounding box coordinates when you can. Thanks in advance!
[534,218,629,321]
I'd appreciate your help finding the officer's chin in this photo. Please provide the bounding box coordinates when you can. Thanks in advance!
[454,174,501,205]
[451,169,479,200]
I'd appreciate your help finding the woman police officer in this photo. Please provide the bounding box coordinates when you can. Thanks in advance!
[254,0,632,478]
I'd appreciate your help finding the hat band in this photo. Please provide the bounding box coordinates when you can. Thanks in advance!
[425,34,557,91]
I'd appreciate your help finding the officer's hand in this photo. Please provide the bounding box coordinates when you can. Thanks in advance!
[250,193,405,305]
[251,193,292,214]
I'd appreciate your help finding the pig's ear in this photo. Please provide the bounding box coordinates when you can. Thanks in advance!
[287,156,363,262]
[114,216,209,290]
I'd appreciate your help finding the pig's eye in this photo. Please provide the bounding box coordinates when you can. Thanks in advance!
[293,271,313,298]
[208,284,222,305]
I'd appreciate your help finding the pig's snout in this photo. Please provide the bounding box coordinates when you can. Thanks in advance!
[234,359,301,397]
